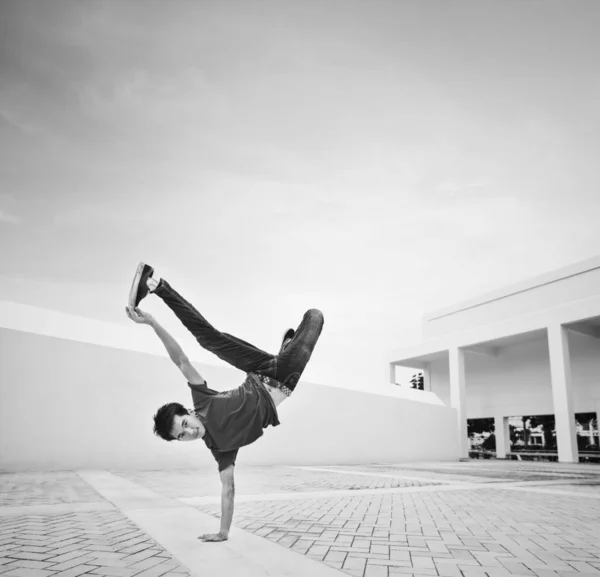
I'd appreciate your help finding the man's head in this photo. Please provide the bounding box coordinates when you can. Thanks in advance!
[153,402,204,442]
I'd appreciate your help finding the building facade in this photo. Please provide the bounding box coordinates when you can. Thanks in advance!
[389,255,600,463]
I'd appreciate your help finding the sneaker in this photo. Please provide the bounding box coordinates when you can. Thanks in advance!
[128,262,155,308]
[279,328,295,354]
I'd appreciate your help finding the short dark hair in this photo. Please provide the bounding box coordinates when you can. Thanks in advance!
[153,402,189,441]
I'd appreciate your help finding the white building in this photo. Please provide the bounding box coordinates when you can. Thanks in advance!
[389,255,600,463]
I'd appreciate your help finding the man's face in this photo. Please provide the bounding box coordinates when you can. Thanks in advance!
[170,411,204,442]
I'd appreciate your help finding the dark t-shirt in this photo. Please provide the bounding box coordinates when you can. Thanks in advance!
[189,373,280,472]
[210,448,238,472]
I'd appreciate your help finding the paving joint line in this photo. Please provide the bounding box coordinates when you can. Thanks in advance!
[287,466,480,485]
[0,501,116,518]
[181,475,600,506]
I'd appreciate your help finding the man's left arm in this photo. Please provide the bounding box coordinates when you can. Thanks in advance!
[199,465,235,542]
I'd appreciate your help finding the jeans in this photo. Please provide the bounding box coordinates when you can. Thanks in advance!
[153,279,324,392]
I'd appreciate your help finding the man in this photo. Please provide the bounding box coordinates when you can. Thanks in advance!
[125,262,324,542]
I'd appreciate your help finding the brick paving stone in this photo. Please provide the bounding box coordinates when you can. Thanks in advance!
[331,547,371,555]
[2,562,55,571]
[460,569,494,577]
[126,567,171,577]
[89,567,138,577]
[308,545,330,556]
[122,550,161,565]
[5,554,54,563]
[345,556,367,568]
[17,550,51,557]
[388,569,438,576]
[78,547,114,554]
[87,556,129,568]
[366,559,413,568]
[127,558,166,571]
[411,551,453,559]
[412,557,436,569]
[435,565,463,577]
[0,509,192,577]
[49,557,97,572]
[347,552,392,561]
[1,569,57,577]
[390,550,411,561]
[53,566,99,577]
[325,550,348,563]
[364,565,388,577]
[566,563,600,573]
[44,552,88,564]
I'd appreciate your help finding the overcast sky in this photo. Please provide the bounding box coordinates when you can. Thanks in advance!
[1,0,599,392]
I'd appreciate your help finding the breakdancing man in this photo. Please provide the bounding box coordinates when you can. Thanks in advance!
[126,263,324,542]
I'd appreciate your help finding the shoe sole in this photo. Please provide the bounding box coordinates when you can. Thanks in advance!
[128,262,149,309]
[279,329,295,354]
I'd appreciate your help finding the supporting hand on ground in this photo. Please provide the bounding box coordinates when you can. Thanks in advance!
[198,532,228,542]
[125,306,155,326]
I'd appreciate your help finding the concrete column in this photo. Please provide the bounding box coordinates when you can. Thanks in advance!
[449,347,469,460]
[594,399,600,448]
[547,325,578,463]
[422,365,431,392]
[494,416,510,459]
[389,362,396,385]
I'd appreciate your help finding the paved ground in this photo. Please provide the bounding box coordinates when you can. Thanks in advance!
[1,461,599,577]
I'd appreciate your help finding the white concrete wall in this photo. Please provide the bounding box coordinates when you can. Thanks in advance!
[0,327,458,471]
[429,332,600,419]
[424,256,600,339]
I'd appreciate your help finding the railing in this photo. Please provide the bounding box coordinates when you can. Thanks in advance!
[507,451,559,462]
[469,449,600,463]
[468,450,496,459]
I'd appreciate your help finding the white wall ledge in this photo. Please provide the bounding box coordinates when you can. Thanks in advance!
[424,254,600,323]
[390,293,600,366]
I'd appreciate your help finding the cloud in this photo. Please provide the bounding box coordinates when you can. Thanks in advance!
[0,108,42,136]
[437,178,493,194]
[0,210,22,225]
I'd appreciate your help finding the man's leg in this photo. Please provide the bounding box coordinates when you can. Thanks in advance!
[273,309,324,394]
[152,279,276,375]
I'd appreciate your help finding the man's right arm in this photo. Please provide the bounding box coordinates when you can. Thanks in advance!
[151,321,207,385]
[125,307,205,385]
[149,319,187,364]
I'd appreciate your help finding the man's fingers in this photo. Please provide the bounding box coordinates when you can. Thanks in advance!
[125,306,141,322]
[198,534,225,542]
[125,305,152,325]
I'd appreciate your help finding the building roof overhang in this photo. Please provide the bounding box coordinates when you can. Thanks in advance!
[389,293,600,370]
[424,254,600,323]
